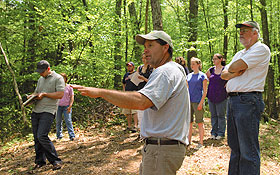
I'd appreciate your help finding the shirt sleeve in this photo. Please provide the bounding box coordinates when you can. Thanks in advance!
[56,76,65,92]
[241,44,270,69]
[35,81,39,93]
[139,71,173,110]
[122,74,126,84]
[225,51,241,70]
[70,86,74,96]
[201,72,208,81]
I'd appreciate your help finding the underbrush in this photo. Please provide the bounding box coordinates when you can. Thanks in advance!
[260,119,280,162]
[1,99,279,165]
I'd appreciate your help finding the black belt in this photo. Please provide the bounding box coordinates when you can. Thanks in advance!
[228,91,262,97]
[145,138,183,145]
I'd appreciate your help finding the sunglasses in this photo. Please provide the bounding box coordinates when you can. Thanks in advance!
[240,28,252,33]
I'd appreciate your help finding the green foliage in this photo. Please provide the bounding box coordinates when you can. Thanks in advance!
[0,0,279,143]
[0,105,32,143]
[260,119,280,161]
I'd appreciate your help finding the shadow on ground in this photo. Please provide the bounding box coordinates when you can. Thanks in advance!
[0,126,143,175]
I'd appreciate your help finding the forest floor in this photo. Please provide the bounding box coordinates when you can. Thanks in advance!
[0,117,279,175]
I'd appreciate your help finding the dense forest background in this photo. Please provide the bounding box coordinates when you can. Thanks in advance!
[0,0,279,143]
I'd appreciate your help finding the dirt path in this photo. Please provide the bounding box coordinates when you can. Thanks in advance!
[0,118,279,175]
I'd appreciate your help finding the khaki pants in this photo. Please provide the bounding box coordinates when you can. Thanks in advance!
[190,102,204,123]
[139,143,186,175]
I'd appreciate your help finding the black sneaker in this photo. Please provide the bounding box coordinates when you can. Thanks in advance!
[124,127,131,132]
[70,137,75,141]
[32,164,45,170]
[130,127,137,133]
[52,162,62,170]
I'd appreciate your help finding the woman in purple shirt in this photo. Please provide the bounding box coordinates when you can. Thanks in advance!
[56,73,75,140]
[206,53,227,140]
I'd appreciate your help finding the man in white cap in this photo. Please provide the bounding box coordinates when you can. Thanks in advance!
[221,21,270,175]
[72,30,190,175]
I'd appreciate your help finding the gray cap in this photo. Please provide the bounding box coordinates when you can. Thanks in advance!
[135,30,173,49]
[235,21,260,31]
[36,60,50,73]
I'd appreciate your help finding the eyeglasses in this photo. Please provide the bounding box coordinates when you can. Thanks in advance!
[240,28,252,33]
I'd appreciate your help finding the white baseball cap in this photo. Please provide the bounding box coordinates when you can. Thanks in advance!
[135,30,173,49]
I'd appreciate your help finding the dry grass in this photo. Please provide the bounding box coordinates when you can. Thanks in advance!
[0,118,279,175]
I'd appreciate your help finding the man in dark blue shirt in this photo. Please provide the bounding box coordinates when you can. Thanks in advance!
[122,62,138,132]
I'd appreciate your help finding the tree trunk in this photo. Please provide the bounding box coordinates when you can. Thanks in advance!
[124,0,128,63]
[187,0,198,64]
[259,0,278,119]
[222,0,229,60]
[129,2,142,64]
[21,1,37,95]
[250,0,254,20]
[234,0,238,54]
[276,45,280,114]
[114,0,122,89]
[201,0,212,59]
[150,0,163,30]
[0,42,27,124]
[278,47,280,114]
[145,0,149,34]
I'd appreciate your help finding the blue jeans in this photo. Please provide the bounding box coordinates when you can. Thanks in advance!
[56,105,75,139]
[31,112,61,165]
[209,99,227,137]
[227,93,264,175]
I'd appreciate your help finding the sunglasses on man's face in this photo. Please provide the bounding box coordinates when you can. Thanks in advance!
[240,28,252,33]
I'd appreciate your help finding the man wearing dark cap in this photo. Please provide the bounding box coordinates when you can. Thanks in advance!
[221,21,270,175]
[28,60,65,170]
[122,61,138,132]
[72,30,190,174]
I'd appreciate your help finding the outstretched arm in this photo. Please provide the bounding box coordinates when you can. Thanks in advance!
[71,85,153,110]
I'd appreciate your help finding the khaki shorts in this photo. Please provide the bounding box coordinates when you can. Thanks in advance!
[190,102,204,123]
[122,108,137,115]
[140,142,186,175]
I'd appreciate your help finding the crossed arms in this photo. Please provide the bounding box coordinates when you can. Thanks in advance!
[221,59,248,80]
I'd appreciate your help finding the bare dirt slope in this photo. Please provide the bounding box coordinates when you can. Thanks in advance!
[0,118,279,175]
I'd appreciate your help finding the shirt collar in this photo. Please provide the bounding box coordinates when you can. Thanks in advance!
[44,71,54,79]
[241,41,261,54]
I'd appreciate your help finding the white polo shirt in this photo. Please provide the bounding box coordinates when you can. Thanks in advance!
[225,41,270,92]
